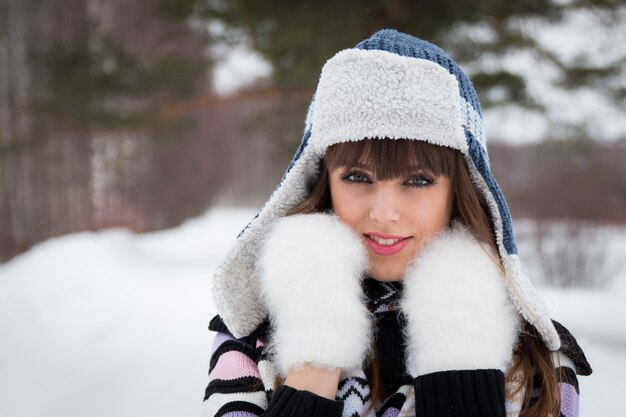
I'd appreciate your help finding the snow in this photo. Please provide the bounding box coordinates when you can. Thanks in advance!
[452,7,626,143]
[0,207,254,417]
[207,19,272,96]
[1,207,625,416]
[211,45,272,96]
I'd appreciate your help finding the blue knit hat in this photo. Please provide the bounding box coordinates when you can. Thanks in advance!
[212,29,560,350]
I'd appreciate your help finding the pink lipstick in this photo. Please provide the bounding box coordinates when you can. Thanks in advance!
[364,232,411,256]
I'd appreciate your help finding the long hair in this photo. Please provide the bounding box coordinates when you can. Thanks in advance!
[285,139,561,417]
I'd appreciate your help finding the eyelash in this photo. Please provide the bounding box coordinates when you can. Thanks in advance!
[340,171,435,188]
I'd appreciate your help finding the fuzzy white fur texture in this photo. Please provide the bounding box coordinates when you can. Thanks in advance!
[209,46,560,352]
[309,49,468,156]
[257,213,373,376]
[401,221,521,377]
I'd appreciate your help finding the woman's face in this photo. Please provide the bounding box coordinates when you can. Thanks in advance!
[329,163,454,282]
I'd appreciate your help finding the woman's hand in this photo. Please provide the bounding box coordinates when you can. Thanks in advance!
[258,213,372,398]
[400,221,521,377]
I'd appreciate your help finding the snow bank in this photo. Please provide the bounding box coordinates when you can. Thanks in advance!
[0,207,623,416]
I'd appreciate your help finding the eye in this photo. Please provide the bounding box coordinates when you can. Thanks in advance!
[341,171,371,185]
[405,174,435,188]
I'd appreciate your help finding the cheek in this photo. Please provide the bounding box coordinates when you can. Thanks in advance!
[434,196,453,225]
[408,190,453,238]
[331,189,361,227]
[425,182,453,221]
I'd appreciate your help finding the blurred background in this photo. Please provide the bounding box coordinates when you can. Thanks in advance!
[0,1,625,416]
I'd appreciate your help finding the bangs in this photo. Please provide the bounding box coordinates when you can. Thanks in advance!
[324,139,458,180]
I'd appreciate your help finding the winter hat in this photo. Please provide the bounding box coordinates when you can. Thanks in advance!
[211,29,560,350]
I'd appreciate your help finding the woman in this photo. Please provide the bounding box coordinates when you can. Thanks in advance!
[201,29,591,417]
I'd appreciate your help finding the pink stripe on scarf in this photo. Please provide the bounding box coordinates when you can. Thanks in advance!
[209,350,261,381]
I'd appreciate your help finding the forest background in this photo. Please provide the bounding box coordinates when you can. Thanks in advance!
[1,0,625,271]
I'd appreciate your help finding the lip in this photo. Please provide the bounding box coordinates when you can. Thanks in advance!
[365,232,408,240]
[364,233,412,256]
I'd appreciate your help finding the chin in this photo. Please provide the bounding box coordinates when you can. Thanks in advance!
[369,267,405,282]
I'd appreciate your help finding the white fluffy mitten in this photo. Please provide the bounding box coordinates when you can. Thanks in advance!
[258,213,372,376]
[401,221,521,377]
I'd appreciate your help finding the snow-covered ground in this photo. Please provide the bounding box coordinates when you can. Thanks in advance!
[0,207,624,417]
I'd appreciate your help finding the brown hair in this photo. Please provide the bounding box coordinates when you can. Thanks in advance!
[285,139,561,417]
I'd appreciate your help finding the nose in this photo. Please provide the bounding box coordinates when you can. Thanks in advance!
[369,185,400,223]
